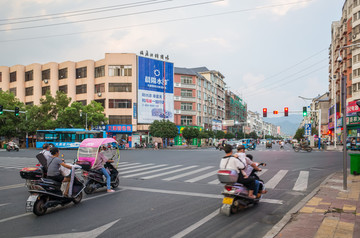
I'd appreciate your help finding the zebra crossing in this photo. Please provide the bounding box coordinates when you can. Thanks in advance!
[0,158,310,192]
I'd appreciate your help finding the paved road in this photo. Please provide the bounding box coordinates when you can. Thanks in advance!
[0,145,344,238]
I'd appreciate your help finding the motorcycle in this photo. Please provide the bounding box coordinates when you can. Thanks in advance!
[20,164,84,216]
[218,164,266,216]
[293,145,312,152]
[6,143,19,151]
[76,138,120,194]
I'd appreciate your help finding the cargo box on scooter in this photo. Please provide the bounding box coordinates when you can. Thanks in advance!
[217,169,238,184]
[20,167,43,180]
[76,161,92,171]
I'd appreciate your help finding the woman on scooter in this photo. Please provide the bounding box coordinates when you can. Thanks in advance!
[93,146,115,193]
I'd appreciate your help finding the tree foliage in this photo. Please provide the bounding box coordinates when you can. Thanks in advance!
[294,127,305,141]
[149,120,178,139]
[215,130,225,139]
[182,127,200,145]
[224,133,235,139]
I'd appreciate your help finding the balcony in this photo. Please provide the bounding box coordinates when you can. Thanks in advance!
[174,83,196,89]
[174,110,196,115]
[174,96,196,102]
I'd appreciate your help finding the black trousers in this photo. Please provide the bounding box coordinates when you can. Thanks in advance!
[237,173,257,191]
[48,174,64,183]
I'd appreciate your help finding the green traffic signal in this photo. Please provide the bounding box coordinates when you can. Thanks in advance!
[303,106,307,116]
[15,107,19,116]
[0,105,3,115]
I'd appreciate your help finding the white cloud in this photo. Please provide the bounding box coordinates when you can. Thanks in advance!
[268,0,311,16]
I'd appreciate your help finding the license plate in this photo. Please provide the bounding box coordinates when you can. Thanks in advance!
[222,197,234,205]
[27,194,38,202]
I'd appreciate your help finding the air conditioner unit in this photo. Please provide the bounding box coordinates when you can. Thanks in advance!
[97,92,102,97]
[353,34,357,39]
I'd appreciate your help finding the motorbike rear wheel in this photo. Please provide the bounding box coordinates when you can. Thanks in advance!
[73,192,83,204]
[307,147,312,152]
[33,198,47,216]
[84,181,95,194]
[294,148,300,152]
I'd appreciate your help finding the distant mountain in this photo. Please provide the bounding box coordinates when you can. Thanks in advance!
[263,115,302,136]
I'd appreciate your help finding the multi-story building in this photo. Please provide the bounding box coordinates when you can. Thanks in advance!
[310,93,330,139]
[329,0,360,143]
[225,90,247,135]
[0,53,165,147]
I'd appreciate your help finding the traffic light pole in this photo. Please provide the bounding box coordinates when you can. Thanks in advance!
[1,109,28,148]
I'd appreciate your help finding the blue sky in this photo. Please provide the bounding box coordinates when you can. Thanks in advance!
[0,0,344,116]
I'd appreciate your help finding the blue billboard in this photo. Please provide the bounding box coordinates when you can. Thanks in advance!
[137,56,174,123]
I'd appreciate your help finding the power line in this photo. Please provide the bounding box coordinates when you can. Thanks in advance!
[0,0,314,42]
[0,0,174,26]
[0,0,162,22]
[0,0,224,32]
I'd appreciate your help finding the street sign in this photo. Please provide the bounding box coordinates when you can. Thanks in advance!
[305,124,311,136]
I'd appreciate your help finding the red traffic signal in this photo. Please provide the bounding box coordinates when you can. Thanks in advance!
[273,110,278,115]
[263,108,267,117]
[284,107,288,116]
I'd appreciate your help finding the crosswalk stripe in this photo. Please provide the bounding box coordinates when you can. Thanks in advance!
[117,163,152,171]
[163,166,214,181]
[122,165,183,178]
[119,164,168,175]
[293,171,309,191]
[185,170,218,183]
[141,165,198,180]
[265,170,288,189]
[257,169,268,177]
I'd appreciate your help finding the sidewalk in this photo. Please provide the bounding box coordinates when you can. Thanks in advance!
[270,172,360,238]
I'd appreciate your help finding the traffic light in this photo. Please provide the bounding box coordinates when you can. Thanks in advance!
[303,106,307,117]
[357,101,360,117]
[284,107,288,117]
[15,107,19,116]
[0,105,3,115]
[263,108,267,117]
[273,110,278,115]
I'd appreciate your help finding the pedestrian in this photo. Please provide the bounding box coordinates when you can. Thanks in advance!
[154,141,158,150]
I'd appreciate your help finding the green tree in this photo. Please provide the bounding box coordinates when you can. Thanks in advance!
[294,127,305,141]
[0,91,26,139]
[215,130,225,139]
[224,132,235,139]
[205,129,215,139]
[149,120,178,139]
[182,127,200,145]
[249,131,258,139]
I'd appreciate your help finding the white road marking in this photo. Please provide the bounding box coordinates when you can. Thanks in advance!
[0,203,10,207]
[141,165,198,179]
[257,168,268,177]
[171,209,219,238]
[185,170,217,183]
[163,166,214,181]
[0,183,24,191]
[265,170,288,189]
[117,163,153,171]
[293,171,309,191]
[122,165,182,178]
[207,179,220,185]
[119,164,168,175]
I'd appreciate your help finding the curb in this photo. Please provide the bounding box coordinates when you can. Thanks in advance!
[263,172,336,238]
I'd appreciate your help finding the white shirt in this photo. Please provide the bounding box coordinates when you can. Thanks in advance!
[234,152,254,176]
[219,155,245,173]
[41,150,52,161]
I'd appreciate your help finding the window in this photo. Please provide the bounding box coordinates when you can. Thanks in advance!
[95,66,105,78]
[25,70,33,82]
[108,83,132,92]
[94,83,105,93]
[197,79,201,86]
[181,103,192,111]
[204,93,207,101]
[76,67,87,78]
[25,86,33,96]
[198,103,201,112]
[59,68,68,79]
[109,99,132,108]
[204,105,207,113]
[42,69,50,81]
[181,89,193,98]
[197,90,201,99]
[10,72,16,82]
[109,115,132,124]
[77,100,87,106]
[76,84,87,94]
[25,102,33,106]
[59,85,68,94]
[95,99,105,108]
[9,87,16,96]
[108,65,132,76]
[0,72,2,82]
[181,116,192,126]
[181,76,193,84]
[42,86,50,95]
[198,116,201,125]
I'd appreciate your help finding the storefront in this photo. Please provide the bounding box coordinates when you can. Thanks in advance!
[106,125,133,148]
[175,126,203,146]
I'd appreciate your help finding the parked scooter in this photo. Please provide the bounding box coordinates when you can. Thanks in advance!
[20,164,84,216]
[217,164,266,216]
[6,143,19,151]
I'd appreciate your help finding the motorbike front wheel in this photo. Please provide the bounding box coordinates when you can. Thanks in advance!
[73,192,83,204]
[294,148,300,152]
[307,148,312,152]
[33,198,47,216]
[111,177,120,189]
